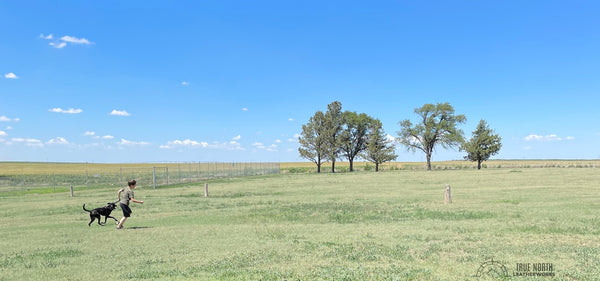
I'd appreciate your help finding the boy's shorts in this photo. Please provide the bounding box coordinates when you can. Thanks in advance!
[120,203,132,217]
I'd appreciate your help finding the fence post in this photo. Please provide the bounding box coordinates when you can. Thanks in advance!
[204,182,209,197]
[444,184,452,204]
[153,167,156,190]
[70,185,74,197]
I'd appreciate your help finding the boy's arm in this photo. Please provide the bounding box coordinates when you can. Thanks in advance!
[117,188,124,201]
[131,198,144,204]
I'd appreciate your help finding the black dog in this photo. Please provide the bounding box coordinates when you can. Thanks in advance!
[83,202,118,226]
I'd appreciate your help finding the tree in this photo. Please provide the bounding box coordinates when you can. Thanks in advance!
[363,119,397,171]
[339,111,372,172]
[397,102,466,170]
[323,101,343,173]
[298,111,327,173]
[460,119,502,170]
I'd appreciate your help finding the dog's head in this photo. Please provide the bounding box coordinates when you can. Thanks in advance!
[106,202,117,210]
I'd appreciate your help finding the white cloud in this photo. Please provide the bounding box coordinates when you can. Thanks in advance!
[12,138,43,147]
[0,131,6,137]
[49,107,83,114]
[0,116,19,122]
[275,139,281,143]
[524,134,564,141]
[50,42,67,49]
[84,131,96,136]
[565,136,575,140]
[160,139,208,149]
[288,118,294,121]
[101,135,114,139]
[232,135,241,140]
[110,110,131,116]
[386,134,397,142]
[40,33,53,40]
[181,81,190,86]
[47,137,69,145]
[118,139,149,146]
[60,35,92,45]
[242,108,248,111]
[4,73,18,79]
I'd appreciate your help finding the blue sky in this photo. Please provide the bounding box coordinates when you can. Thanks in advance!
[1,1,599,163]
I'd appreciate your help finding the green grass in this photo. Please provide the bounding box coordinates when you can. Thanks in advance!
[1,168,599,280]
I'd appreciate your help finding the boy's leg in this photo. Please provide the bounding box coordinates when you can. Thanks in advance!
[117,217,127,229]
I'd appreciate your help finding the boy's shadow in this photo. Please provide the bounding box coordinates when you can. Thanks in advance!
[128,226,151,230]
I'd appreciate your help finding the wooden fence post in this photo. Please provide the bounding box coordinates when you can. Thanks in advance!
[204,182,209,197]
[444,184,452,204]
[70,185,74,197]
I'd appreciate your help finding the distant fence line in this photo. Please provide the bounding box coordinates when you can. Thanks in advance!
[0,162,280,194]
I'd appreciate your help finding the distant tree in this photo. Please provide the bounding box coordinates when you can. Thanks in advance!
[339,111,373,172]
[323,101,343,173]
[397,102,466,170]
[460,119,502,170]
[298,111,327,173]
[363,119,397,171]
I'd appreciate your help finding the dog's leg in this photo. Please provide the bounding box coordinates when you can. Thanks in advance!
[107,215,119,223]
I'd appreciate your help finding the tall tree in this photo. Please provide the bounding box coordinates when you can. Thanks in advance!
[363,119,397,171]
[323,101,343,173]
[339,111,372,172]
[397,102,466,170]
[298,111,327,173]
[460,119,502,170]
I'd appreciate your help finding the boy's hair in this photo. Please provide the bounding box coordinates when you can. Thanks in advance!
[128,179,137,187]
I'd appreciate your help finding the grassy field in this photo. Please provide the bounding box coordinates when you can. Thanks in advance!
[0,167,599,280]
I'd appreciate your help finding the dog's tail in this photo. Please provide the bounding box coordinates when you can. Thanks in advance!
[82,204,91,213]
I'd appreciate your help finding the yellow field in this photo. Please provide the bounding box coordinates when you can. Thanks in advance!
[280,159,600,170]
[0,160,597,176]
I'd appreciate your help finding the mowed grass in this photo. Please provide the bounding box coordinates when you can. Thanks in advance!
[0,168,599,280]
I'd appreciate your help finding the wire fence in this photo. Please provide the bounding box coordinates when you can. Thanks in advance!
[0,162,280,195]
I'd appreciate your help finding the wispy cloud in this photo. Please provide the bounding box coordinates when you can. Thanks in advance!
[11,138,43,147]
[242,108,248,111]
[0,116,20,122]
[0,131,7,137]
[4,73,18,79]
[117,139,149,146]
[232,135,241,140]
[60,35,92,45]
[84,131,114,140]
[41,33,93,48]
[524,134,573,142]
[47,137,69,145]
[160,139,208,149]
[49,42,67,49]
[49,108,83,114]
[288,118,294,121]
[181,81,190,86]
[110,110,130,116]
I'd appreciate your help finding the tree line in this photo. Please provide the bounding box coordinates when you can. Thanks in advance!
[298,101,502,172]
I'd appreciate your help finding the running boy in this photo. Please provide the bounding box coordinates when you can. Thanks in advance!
[116,179,143,229]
